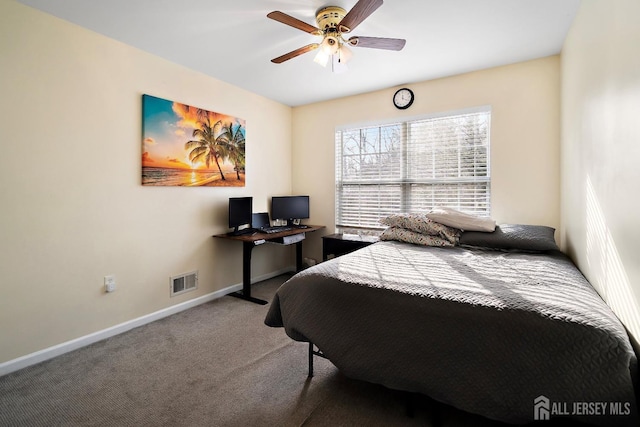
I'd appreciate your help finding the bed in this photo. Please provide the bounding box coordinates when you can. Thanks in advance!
[264,225,638,426]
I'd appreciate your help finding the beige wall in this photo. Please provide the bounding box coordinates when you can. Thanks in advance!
[561,0,640,343]
[0,0,293,363]
[293,56,561,262]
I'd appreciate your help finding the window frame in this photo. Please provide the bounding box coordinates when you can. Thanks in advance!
[335,106,492,234]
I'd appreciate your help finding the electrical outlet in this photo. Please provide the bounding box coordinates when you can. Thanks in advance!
[104,275,116,293]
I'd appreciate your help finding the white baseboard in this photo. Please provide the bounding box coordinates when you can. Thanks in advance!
[0,267,293,377]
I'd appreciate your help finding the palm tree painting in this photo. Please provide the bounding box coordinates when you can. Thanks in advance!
[142,94,246,187]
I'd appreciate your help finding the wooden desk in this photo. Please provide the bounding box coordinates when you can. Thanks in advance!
[213,225,325,304]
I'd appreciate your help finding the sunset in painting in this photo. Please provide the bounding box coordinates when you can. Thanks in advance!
[142,94,246,186]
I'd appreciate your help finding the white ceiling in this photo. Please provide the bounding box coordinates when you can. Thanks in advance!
[16,0,581,107]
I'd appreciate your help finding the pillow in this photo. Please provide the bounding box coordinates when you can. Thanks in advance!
[379,213,459,244]
[459,224,559,252]
[380,227,455,247]
[426,207,496,232]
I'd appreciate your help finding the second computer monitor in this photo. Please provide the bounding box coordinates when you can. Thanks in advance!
[271,196,309,225]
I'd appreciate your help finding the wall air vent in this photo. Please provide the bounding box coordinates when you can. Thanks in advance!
[170,271,198,297]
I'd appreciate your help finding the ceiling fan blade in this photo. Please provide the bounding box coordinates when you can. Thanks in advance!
[338,0,384,33]
[348,36,406,51]
[267,11,320,34]
[271,43,320,64]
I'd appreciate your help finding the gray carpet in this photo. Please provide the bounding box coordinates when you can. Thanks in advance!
[0,275,581,426]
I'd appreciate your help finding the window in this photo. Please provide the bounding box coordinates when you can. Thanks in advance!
[335,107,491,233]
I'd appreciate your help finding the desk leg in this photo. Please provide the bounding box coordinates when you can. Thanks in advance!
[296,241,303,272]
[229,241,268,305]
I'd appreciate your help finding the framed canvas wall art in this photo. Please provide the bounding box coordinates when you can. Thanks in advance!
[142,94,246,187]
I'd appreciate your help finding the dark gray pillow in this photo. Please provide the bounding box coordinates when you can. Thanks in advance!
[459,224,559,252]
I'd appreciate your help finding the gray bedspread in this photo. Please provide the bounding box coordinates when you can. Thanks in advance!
[265,241,638,426]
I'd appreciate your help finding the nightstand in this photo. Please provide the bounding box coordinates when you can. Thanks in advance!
[322,233,379,261]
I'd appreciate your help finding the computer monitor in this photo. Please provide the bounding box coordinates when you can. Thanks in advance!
[251,212,270,229]
[228,197,252,233]
[271,196,309,225]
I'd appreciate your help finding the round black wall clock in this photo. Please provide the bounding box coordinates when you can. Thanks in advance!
[393,88,414,110]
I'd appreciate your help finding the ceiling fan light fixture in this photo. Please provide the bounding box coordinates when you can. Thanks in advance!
[321,36,340,55]
[338,44,353,64]
[313,49,330,67]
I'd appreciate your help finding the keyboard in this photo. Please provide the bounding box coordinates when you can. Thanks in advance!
[260,226,292,234]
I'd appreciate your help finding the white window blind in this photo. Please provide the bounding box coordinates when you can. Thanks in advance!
[335,108,491,233]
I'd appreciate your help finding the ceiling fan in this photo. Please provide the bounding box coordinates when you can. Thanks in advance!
[267,0,406,72]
